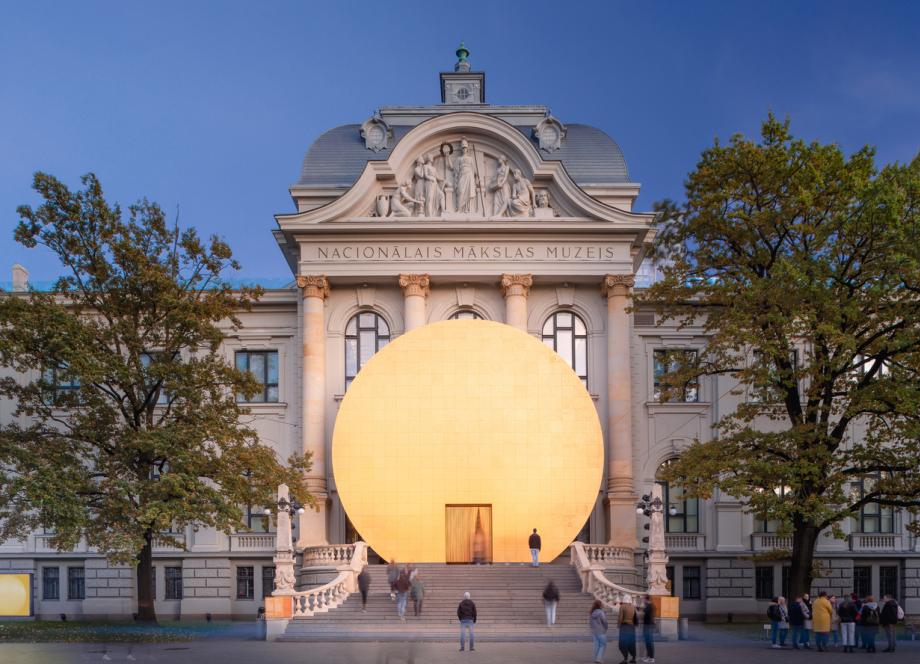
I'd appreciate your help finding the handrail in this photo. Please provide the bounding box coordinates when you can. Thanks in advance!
[570,541,646,609]
[301,543,356,567]
[290,541,367,618]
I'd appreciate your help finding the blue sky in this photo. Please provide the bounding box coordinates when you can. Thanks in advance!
[1,1,918,282]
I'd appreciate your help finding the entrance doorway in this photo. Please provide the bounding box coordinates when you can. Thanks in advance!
[445,505,492,564]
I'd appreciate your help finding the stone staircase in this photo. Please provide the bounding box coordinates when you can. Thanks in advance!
[279,559,607,641]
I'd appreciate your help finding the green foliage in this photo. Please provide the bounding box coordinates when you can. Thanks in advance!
[640,115,920,592]
[0,173,311,618]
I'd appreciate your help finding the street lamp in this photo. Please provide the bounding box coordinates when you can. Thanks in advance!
[635,493,677,517]
[264,495,306,517]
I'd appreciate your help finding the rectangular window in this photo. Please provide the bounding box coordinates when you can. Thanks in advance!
[235,351,279,403]
[781,566,790,599]
[854,475,894,533]
[236,566,254,600]
[755,566,774,601]
[666,565,675,597]
[165,566,183,600]
[42,363,80,404]
[853,565,871,598]
[682,566,701,600]
[67,566,85,600]
[653,349,699,402]
[246,506,271,533]
[262,566,276,598]
[879,566,898,600]
[42,567,60,600]
[660,481,699,534]
[140,352,171,404]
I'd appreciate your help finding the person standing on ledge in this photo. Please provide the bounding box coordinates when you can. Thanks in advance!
[529,528,542,567]
[457,591,477,652]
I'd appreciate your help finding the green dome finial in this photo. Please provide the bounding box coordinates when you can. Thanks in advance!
[456,42,469,63]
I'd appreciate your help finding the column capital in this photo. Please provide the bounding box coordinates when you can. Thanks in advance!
[399,273,430,298]
[296,275,329,300]
[500,273,533,298]
[601,274,635,297]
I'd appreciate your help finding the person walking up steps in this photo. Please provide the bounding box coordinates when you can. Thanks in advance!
[387,559,399,601]
[457,591,477,652]
[394,567,410,621]
[543,580,559,626]
[529,528,541,567]
[410,572,425,617]
[357,566,370,613]
[589,600,608,664]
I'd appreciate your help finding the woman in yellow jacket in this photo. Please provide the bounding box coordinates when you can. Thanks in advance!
[811,591,834,651]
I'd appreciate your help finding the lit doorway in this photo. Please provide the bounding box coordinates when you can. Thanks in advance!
[445,505,492,564]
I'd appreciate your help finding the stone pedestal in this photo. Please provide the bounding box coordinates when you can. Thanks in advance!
[500,274,532,331]
[651,595,680,640]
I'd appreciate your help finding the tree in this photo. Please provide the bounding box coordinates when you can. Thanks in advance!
[641,116,920,598]
[0,173,312,622]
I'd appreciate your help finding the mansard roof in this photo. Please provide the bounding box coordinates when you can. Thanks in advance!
[296,118,630,189]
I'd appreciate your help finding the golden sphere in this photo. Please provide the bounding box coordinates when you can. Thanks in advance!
[332,319,603,563]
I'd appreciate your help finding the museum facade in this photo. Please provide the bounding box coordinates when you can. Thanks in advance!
[2,52,918,619]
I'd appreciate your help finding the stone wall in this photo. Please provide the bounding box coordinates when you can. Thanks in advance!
[705,557,753,599]
[180,558,231,618]
[905,559,920,614]
[810,558,854,598]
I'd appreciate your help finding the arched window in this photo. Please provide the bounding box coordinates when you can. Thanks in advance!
[345,312,390,390]
[656,460,699,534]
[449,309,483,320]
[542,311,587,387]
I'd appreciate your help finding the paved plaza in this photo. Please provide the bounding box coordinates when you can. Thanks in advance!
[1,630,918,664]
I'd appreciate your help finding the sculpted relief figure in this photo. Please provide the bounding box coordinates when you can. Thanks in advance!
[454,138,477,214]
[422,155,444,216]
[389,181,420,217]
[507,168,535,217]
[412,158,427,216]
[490,155,511,217]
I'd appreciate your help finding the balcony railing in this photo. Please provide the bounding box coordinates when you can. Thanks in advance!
[230,533,275,552]
[752,533,792,552]
[849,533,902,551]
[580,544,635,569]
[664,533,706,551]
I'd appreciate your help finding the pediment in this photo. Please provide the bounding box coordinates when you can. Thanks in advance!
[278,113,653,228]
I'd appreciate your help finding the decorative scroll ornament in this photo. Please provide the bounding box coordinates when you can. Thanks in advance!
[399,273,430,297]
[296,275,330,299]
[360,112,392,152]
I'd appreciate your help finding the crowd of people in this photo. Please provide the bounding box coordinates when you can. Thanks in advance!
[766,591,905,653]
[590,594,656,664]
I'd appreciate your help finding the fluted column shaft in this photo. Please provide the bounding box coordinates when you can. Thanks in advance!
[500,274,532,331]
[297,275,329,547]
[399,274,430,332]
[603,274,637,549]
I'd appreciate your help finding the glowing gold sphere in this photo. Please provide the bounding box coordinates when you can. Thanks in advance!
[332,319,603,563]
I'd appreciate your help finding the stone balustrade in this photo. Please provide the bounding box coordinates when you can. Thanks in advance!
[289,541,367,619]
[301,543,357,567]
[850,533,901,551]
[751,533,792,551]
[570,541,645,609]
[664,533,706,551]
[230,533,275,551]
[581,543,635,569]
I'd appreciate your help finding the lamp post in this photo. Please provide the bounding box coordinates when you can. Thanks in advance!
[636,484,672,596]
[270,484,301,595]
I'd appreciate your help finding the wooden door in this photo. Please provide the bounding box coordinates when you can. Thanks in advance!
[445,505,492,563]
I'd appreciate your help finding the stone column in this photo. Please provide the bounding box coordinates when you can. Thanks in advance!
[399,273,430,332]
[296,275,329,547]
[603,274,637,549]
[500,274,533,331]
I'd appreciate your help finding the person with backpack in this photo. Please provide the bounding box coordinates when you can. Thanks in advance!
[837,593,858,652]
[858,595,880,653]
[879,594,903,652]
[767,597,786,648]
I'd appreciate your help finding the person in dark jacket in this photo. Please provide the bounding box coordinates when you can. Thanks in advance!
[788,595,807,649]
[589,600,609,664]
[859,596,880,653]
[410,574,425,617]
[767,597,788,648]
[640,596,656,663]
[543,581,560,626]
[357,567,370,613]
[879,594,901,652]
[457,592,477,652]
[837,594,858,652]
[394,569,411,621]
[529,528,542,567]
